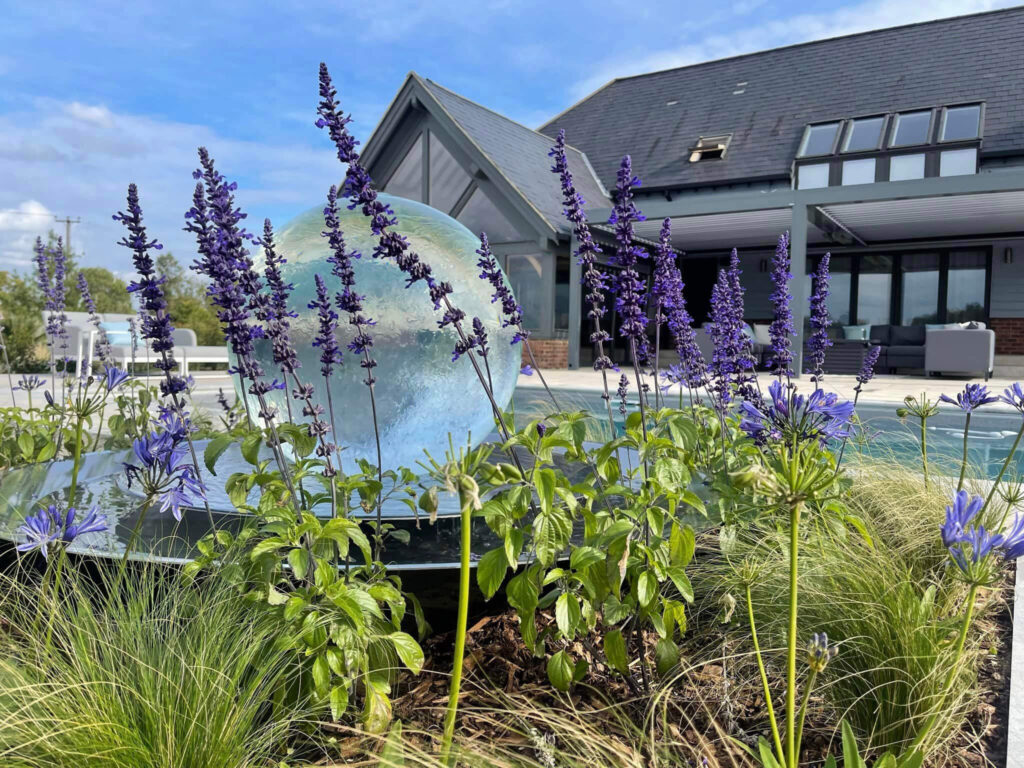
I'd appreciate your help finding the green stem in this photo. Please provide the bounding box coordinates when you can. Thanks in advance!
[794,668,818,762]
[115,501,150,590]
[785,500,802,768]
[986,422,1024,526]
[920,416,930,490]
[440,491,472,766]
[90,403,106,451]
[909,583,978,754]
[746,584,785,765]
[43,547,69,654]
[958,413,971,492]
[68,417,85,503]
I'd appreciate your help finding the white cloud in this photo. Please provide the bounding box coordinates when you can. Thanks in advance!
[0,99,341,273]
[571,0,1015,98]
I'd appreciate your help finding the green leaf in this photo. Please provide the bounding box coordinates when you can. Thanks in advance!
[506,570,539,615]
[637,571,658,608]
[841,720,865,768]
[329,684,349,721]
[896,750,923,768]
[669,523,695,567]
[240,432,263,466]
[283,595,305,622]
[874,753,896,768]
[476,548,508,600]
[655,637,679,677]
[34,440,57,462]
[249,537,285,560]
[570,546,605,571]
[380,720,406,766]
[389,632,424,674]
[312,653,331,695]
[535,468,556,514]
[546,649,574,691]
[757,736,784,768]
[287,547,309,580]
[204,434,235,475]
[603,628,628,674]
[665,566,694,603]
[555,592,580,638]
[533,508,572,566]
[17,432,34,459]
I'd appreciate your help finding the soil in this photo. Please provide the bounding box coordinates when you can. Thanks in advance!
[366,565,1017,768]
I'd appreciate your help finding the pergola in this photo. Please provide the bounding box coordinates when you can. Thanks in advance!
[575,170,1024,371]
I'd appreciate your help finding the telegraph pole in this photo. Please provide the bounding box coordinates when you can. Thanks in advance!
[54,215,81,255]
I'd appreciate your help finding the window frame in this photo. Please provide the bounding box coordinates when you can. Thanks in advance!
[810,247,992,327]
[841,115,888,153]
[797,121,843,158]
[938,103,984,144]
[888,109,936,148]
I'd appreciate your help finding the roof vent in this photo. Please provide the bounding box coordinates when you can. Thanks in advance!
[688,134,731,162]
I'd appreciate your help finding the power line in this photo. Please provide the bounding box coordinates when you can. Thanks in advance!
[54,216,81,254]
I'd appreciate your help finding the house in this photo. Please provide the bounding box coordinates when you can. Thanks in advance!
[359,7,1024,373]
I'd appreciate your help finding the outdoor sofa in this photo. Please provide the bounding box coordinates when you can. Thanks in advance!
[834,322,995,379]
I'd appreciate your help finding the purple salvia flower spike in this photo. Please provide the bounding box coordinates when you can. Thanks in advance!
[807,252,833,385]
[767,232,795,379]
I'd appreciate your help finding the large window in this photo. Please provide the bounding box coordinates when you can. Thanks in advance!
[841,158,875,186]
[814,249,989,328]
[946,251,988,323]
[857,255,894,325]
[889,153,925,181]
[506,254,545,331]
[900,253,940,325]
[890,110,933,146]
[382,135,424,202]
[456,187,522,243]
[842,116,885,152]
[939,148,977,177]
[940,105,981,141]
[428,133,472,215]
[798,123,841,157]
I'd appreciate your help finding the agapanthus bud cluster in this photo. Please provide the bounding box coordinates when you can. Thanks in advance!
[16,504,108,560]
[806,632,839,673]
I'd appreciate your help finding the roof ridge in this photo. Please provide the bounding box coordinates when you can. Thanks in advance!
[556,6,1022,106]
[422,77,593,158]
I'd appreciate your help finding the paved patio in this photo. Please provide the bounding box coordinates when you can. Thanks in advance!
[2,368,1021,412]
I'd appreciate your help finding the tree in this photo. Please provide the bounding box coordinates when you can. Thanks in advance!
[156,252,224,346]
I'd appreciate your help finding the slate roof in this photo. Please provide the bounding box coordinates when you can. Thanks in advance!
[418,77,611,235]
[539,7,1024,191]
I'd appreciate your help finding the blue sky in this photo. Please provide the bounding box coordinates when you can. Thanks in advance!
[0,0,1014,274]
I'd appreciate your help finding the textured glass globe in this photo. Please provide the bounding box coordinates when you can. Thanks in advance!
[244,194,520,470]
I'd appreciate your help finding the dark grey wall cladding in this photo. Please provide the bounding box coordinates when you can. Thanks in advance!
[541,8,1024,191]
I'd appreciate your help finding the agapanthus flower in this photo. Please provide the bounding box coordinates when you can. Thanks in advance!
[767,232,795,377]
[739,379,854,446]
[16,504,108,560]
[999,382,1024,414]
[549,129,614,372]
[806,632,839,673]
[608,156,649,363]
[103,365,130,392]
[855,346,881,390]
[476,233,527,343]
[942,489,1024,581]
[13,374,46,392]
[940,490,984,548]
[807,253,833,384]
[123,410,206,520]
[114,184,185,397]
[520,365,534,376]
[940,383,998,413]
[310,274,342,378]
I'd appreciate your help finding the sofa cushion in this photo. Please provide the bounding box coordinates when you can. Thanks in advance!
[869,325,892,345]
[843,324,871,340]
[99,321,132,346]
[887,345,925,367]
[751,323,771,345]
[891,325,926,346]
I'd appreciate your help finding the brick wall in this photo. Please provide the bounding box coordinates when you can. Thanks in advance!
[989,318,1024,354]
[522,338,569,369]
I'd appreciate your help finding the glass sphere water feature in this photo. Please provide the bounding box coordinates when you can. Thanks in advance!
[245,194,520,470]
